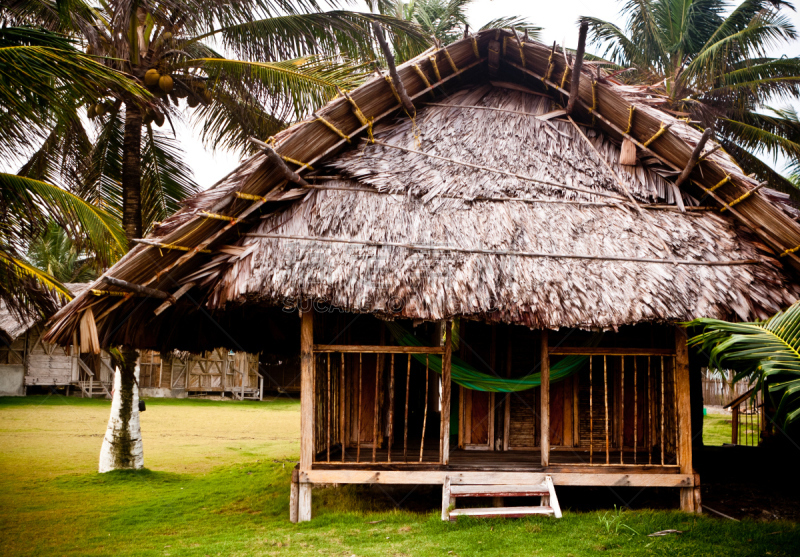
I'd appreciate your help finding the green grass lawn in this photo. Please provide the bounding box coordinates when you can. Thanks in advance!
[1,396,798,556]
[703,411,761,446]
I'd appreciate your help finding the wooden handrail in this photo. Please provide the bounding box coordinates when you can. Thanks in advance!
[313,345,445,354]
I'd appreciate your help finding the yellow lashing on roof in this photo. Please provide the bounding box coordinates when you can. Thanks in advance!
[343,92,374,143]
[707,175,731,193]
[281,155,313,171]
[643,122,668,147]
[91,289,128,297]
[383,74,403,106]
[543,50,555,86]
[443,48,459,73]
[234,191,268,203]
[428,54,442,82]
[720,188,757,212]
[624,105,635,135]
[780,244,800,257]
[316,114,350,142]
[200,211,238,223]
[413,64,431,88]
[560,66,570,89]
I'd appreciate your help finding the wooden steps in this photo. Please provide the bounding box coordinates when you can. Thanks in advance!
[449,506,555,519]
[442,475,562,521]
[75,380,111,399]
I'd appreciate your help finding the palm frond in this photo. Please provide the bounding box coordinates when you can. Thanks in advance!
[0,173,126,266]
[140,127,200,232]
[0,246,71,319]
[688,300,800,429]
[480,16,542,40]
[191,11,429,63]
[187,56,371,124]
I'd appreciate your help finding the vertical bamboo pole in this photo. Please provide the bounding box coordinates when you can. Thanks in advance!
[604,355,609,465]
[357,353,362,463]
[373,354,380,463]
[589,355,593,464]
[661,355,665,466]
[298,311,314,522]
[675,326,696,512]
[620,356,625,465]
[404,353,411,462]
[441,321,452,465]
[326,354,331,462]
[340,353,345,463]
[731,405,739,445]
[504,335,512,451]
[634,356,638,464]
[388,353,395,463]
[648,356,652,465]
[673,355,678,459]
[540,330,550,467]
[420,354,429,462]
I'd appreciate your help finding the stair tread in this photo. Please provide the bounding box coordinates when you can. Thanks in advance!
[449,506,554,518]
[451,484,548,497]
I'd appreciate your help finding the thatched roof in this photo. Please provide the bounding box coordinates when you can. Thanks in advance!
[45,29,800,351]
[1,283,89,343]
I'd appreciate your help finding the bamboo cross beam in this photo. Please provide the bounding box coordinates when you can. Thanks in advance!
[372,22,415,116]
[154,282,195,316]
[248,137,309,187]
[131,238,211,253]
[244,233,758,266]
[104,277,173,301]
[566,21,588,115]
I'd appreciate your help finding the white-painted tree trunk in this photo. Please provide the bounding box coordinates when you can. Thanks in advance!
[99,363,143,472]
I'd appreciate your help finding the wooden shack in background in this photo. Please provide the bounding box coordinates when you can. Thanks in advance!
[45,28,800,521]
[0,285,262,399]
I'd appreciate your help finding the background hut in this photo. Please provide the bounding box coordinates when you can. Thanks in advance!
[44,28,800,521]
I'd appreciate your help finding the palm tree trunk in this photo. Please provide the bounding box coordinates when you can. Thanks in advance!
[122,104,143,242]
[99,346,143,472]
[99,103,145,471]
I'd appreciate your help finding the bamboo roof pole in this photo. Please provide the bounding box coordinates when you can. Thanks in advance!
[672,127,715,210]
[565,21,588,115]
[372,22,415,116]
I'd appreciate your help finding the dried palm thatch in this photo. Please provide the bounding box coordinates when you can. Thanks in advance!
[44,29,800,352]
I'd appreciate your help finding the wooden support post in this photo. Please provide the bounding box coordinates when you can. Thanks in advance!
[565,21,588,115]
[675,327,697,512]
[648,356,653,464]
[388,353,395,463]
[357,353,363,463]
[661,356,666,466]
[290,468,299,523]
[371,21,415,116]
[541,330,550,467]
[403,354,410,462]
[298,311,314,522]
[634,357,638,463]
[340,353,346,462]
[503,334,512,451]
[373,354,380,463]
[326,354,331,462]
[441,321,452,465]
[589,356,593,464]
[441,475,452,521]
[604,356,610,464]
[420,355,429,462]
[620,356,625,464]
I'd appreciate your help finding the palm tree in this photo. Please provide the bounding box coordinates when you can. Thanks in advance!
[385,0,541,62]
[27,222,100,284]
[3,1,429,241]
[581,0,800,197]
[3,0,429,472]
[0,26,136,318]
[688,300,800,436]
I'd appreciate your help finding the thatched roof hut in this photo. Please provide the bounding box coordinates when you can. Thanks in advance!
[45,28,800,351]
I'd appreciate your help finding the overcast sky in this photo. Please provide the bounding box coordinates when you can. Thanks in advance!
[179,0,800,190]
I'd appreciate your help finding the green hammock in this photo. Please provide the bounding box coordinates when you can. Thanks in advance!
[386,322,597,393]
